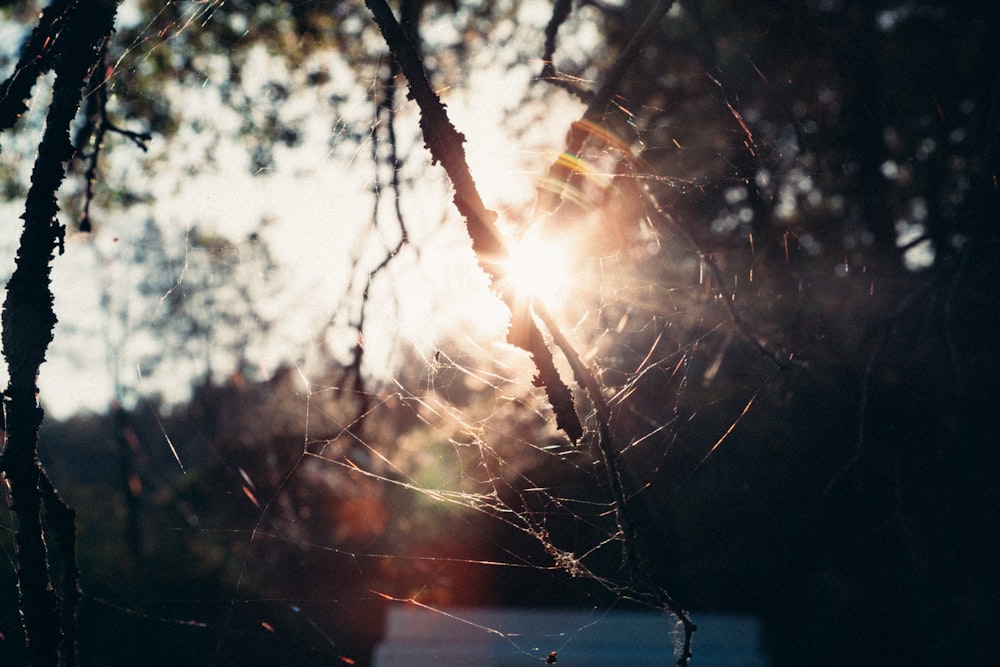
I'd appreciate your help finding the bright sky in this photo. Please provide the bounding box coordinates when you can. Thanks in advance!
[5,1,586,419]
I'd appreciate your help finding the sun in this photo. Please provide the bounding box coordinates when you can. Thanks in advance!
[500,226,574,311]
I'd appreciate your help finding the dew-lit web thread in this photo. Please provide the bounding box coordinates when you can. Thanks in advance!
[128,380,441,661]
[203,359,576,647]
[538,92,792,375]
[363,0,706,662]
[203,365,622,659]
[302,375,631,600]
[535,0,677,216]
[330,147,764,667]
[136,365,186,473]
[371,591,620,660]
[210,366,311,665]
[535,0,793,394]
[635,152,796,371]
[536,0,699,655]
[209,363,389,664]
[366,0,582,443]
[296,361,696,657]
[71,0,777,662]
[149,224,194,323]
[595,119,790,472]
[106,0,224,82]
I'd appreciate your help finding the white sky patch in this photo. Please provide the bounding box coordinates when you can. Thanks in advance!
[447,74,539,209]
[12,7,585,418]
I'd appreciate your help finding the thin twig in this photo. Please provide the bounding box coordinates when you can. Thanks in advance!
[540,0,572,80]
[74,48,151,232]
[39,467,80,667]
[536,0,677,214]
[365,0,695,660]
[365,0,582,441]
[342,56,411,431]
[538,0,590,102]
[533,302,696,664]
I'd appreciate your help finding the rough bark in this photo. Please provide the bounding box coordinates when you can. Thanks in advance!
[1,2,119,665]
[365,0,582,442]
[363,1,696,663]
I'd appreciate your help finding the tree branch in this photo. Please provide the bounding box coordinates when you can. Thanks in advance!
[365,1,696,659]
[536,0,676,214]
[39,467,80,667]
[0,0,74,144]
[1,3,118,665]
[73,47,150,232]
[533,301,696,665]
[365,0,582,442]
[539,0,573,81]
[366,0,504,266]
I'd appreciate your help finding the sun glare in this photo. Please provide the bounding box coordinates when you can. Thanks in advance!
[501,228,573,310]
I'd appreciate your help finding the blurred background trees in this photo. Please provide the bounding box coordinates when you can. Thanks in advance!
[1,0,998,665]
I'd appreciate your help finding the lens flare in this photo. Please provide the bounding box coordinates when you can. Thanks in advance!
[501,228,572,309]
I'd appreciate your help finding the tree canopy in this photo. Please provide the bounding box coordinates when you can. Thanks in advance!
[1,0,998,665]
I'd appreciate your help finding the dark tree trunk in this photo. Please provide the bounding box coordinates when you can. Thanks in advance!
[0,3,119,665]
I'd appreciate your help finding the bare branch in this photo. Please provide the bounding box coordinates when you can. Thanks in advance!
[533,301,696,663]
[365,0,583,442]
[1,3,118,664]
[366,0,505,266]
[536,0,676,215]
[0,0,74,144]
[39,467,80,667]
[74,47,150,232]
[539,0,573,81]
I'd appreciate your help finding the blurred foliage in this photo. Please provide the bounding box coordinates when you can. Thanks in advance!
[1,0,999,665]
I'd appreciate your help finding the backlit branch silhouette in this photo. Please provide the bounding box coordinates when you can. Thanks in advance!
[366,0,582,443]
[0,3,119,665]
[365,0,696,663]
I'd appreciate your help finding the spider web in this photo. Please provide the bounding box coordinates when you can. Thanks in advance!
[1,1,818,664]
